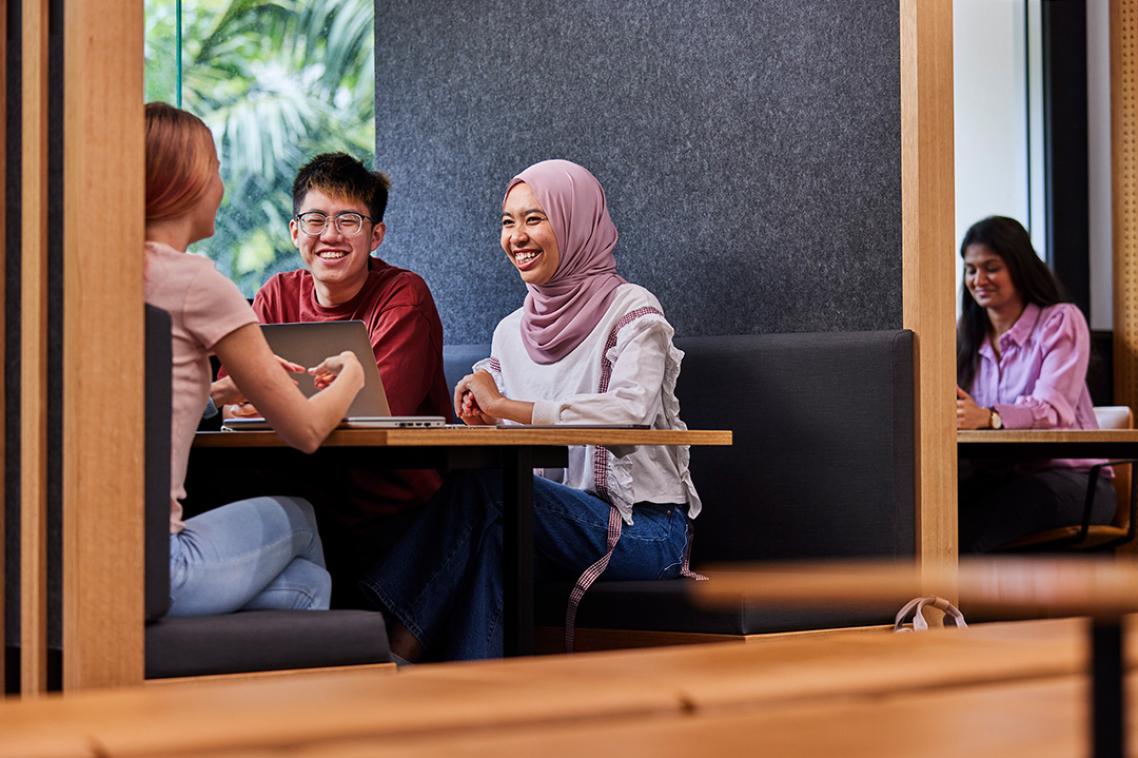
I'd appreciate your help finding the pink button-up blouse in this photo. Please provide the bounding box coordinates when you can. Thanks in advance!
[966,302,1105,471]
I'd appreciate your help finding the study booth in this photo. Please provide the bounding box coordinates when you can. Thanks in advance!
[5,0,1138,754]
[1,0,957,693]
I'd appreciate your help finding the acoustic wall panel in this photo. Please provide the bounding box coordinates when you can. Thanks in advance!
[1114,0,1138,411]
[375,0,901,344]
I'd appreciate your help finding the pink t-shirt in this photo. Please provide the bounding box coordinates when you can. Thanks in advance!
[967,302,1105,472]
[144,242,258,532]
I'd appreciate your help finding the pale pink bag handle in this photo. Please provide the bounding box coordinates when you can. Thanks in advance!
[894,596,968,632]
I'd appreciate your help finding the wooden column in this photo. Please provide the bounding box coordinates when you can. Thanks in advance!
[19,0,49,696]
[900,0,958,573]
[1114,0,1138,412]
[60,0,145,690]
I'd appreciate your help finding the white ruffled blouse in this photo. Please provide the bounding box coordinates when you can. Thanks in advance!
[474,283,702,525]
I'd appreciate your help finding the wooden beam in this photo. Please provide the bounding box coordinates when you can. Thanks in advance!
[1113,1,1138,412]
[19,0,49,696]
[60,0,145,690]
[900,0,958,576]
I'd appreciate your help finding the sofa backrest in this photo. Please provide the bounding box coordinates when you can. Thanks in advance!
[145,305,173,621]
[673,332,914,563]
[441,330,915,565]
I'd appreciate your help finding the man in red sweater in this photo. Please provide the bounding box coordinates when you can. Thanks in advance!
[235,152,450,606]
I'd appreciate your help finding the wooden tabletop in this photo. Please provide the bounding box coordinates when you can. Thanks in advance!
[194,427,733,448]
[958,429,1138,444]
[695,558,1138,617]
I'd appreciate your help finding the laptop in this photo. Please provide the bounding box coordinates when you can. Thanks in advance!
[221,320,446,430]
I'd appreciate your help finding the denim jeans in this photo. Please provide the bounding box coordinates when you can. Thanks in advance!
[168,495,332,616]
[359,471,690,660]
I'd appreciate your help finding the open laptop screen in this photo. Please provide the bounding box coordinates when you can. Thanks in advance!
[259,320,390,417]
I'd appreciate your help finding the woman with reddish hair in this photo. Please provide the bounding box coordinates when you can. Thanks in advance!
[144,102,364,615]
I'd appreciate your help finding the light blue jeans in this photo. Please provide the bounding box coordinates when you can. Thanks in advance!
[168,495,332,616]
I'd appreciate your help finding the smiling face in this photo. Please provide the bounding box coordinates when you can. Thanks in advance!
[500,182,560,286]
[290,188,385,306]
[964,243,1022,314]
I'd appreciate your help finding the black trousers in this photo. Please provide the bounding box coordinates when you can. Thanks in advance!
[958,462,1116,553]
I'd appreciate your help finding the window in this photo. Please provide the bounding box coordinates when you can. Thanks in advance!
[144,0,376,295]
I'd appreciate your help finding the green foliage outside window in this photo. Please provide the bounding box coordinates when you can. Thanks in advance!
[144,0,376,295]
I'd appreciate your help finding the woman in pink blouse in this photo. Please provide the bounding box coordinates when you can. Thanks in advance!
[955,216,1113,552]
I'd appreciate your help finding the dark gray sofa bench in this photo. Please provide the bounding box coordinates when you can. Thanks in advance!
[444,331,915,644]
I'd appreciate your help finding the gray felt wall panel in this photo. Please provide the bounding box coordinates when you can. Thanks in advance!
[374,0,901,344]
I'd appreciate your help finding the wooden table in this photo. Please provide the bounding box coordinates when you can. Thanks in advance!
[695,558,1138,757]
[193,427,731,656]
[958,428,1138,459]
[957,427,1138,554]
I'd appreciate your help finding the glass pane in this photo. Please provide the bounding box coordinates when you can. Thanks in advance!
[145,0,376,296]
[144,0,178,104]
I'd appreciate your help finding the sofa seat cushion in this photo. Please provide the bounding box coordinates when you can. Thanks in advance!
[145,609,389,679]
[536,580,899,636]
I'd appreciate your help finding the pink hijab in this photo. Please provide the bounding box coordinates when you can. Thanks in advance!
[506,160,626,365]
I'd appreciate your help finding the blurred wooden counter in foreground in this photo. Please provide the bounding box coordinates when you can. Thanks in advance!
[0,616,1120,757]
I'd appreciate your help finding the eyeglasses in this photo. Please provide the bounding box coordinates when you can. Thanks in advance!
[294,211,377,237]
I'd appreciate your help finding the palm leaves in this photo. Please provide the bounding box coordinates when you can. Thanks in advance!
[146,0,375,291]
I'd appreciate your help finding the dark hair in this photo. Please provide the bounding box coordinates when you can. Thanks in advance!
[956,216,1064,390]
[292,152,391,221]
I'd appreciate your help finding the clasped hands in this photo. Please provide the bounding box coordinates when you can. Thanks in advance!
[453,370,502,426]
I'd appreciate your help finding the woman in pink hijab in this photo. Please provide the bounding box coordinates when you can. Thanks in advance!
[361,160,701,662]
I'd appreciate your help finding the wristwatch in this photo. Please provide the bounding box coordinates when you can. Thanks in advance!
[988,407,1003,430]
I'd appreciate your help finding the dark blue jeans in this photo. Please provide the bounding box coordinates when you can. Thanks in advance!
[359,471,689,660]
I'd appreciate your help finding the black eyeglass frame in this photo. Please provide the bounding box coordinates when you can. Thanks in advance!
[293,210,380,236]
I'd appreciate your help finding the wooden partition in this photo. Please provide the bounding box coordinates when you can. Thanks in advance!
[59,0,145,690]
[19,0,49,696]
[7,0,145,694]
[1115,0,1138,412]
[900,0,958,572]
